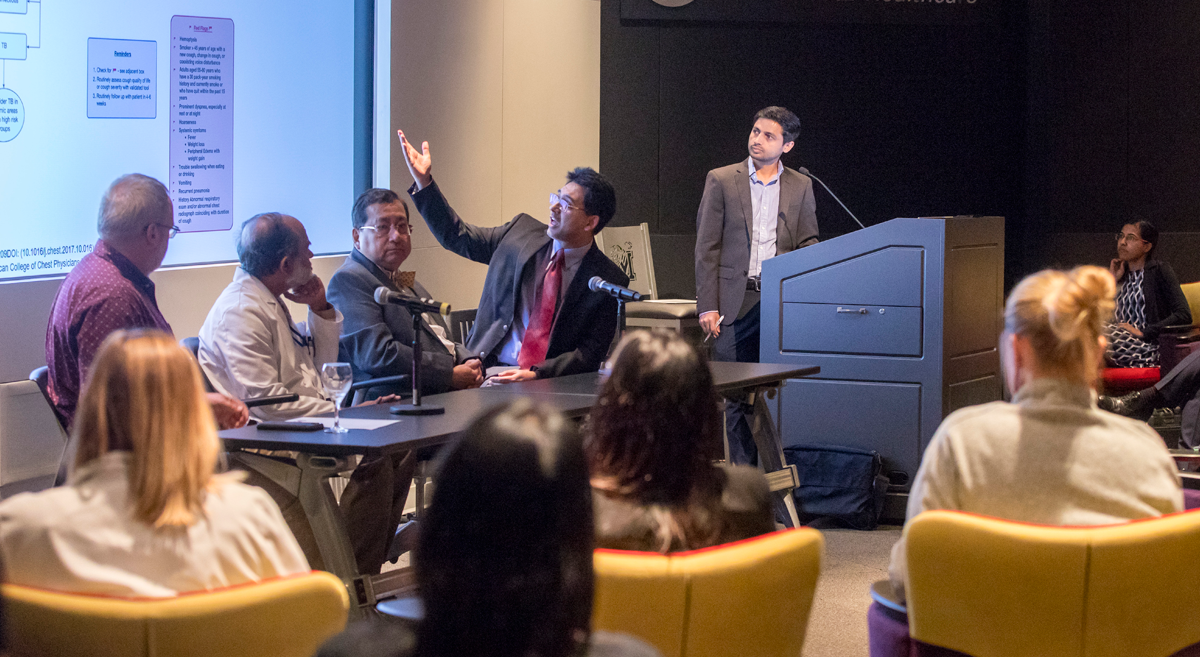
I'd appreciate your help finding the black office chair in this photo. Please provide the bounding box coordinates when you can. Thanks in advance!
[31,367,72,487]
[448,308,477,344]
[179,336,217,393]
[30,366,68,435]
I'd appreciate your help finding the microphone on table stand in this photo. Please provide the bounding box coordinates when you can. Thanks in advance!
[373,287,447,416]
[374,287,451,315]
[588,276,644,302]
[798,167,866,230]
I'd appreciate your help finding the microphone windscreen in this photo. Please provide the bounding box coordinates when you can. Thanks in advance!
[588,276,604,292]
[373,287,390,304]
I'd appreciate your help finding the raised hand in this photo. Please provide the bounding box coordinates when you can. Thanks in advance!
[397,129,433,190]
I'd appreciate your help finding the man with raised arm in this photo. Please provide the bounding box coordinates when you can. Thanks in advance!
[694,107,819,465]
[397,130,628,382]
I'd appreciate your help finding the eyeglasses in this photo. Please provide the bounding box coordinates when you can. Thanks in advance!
[550,192,583,213]
[149,223,180,239]
[359,223,413,237]
[1116,232,1147,244]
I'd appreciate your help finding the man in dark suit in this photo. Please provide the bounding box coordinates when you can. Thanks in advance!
[327,188,484,396]
[695,106,819,464]
[398,129,629,382]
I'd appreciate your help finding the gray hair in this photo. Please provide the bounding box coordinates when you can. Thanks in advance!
[237,212,302,278]
[97,174,173,241]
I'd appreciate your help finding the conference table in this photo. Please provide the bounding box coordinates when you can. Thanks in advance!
[219,361,818,616]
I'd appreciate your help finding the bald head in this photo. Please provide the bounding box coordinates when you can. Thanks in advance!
[98,174,173,243]
[237,212,306,279]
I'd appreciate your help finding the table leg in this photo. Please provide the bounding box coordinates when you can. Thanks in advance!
[748,386,801,528]
[229,451,375,618]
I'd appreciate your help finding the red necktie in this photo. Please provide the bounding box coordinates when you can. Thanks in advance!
[518,249,564,369]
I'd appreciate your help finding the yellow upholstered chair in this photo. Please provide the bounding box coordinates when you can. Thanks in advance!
[904,510,1200,657]
[1084,511,1200,657]
[3,571,349,657]
[593,528,824,657]
[1180,281,1200,324]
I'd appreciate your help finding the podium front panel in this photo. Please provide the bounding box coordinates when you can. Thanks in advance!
[761,216,1004,513]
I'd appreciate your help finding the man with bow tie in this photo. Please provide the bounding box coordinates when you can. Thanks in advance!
[327,188,484,397]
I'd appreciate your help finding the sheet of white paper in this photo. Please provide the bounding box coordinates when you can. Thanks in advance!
[286,417,399,430]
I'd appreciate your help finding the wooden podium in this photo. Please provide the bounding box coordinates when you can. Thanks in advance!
[760,216,1005,519]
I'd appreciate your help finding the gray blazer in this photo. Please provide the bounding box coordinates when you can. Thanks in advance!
[694,161,818,323]
[326,248,471,396]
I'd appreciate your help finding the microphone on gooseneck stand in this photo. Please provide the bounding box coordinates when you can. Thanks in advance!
[373,286,448,416]
[588,276,644,302]
[374,286,452,316]
[798,167,866,230]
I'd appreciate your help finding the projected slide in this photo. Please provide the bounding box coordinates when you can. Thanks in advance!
[0,1,356,280]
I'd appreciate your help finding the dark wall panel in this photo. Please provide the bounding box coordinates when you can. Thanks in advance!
[605,1,1200,294]
[1127,2,1200,234]
[1024,1,1200,280]
[602,0,1026,294]
[600,0,659,233]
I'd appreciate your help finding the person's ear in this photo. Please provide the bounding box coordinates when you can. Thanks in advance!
[278,253,294,278]
[585,214,600,235]
[782,141,795,154]
[352,227,361,250]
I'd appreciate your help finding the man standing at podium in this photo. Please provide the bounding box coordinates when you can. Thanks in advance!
[695,106,819,465]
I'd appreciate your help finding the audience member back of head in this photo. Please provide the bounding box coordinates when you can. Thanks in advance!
[888,266,1183,602]
[587,330,775,553]
[0,330,308,597]
[319,399,660,657]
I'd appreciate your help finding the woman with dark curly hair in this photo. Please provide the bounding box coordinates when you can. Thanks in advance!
[587,330,775,553]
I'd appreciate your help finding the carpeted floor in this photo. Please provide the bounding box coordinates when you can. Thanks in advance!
[801,524,903,657]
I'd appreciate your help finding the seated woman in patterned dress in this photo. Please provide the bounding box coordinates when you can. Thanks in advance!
[1105,219,1191,368]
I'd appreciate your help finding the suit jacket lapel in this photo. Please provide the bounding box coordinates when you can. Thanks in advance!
[736,161,754,245]
[550,243,598,338]
[515,234,553,304]
[354,249,442,344]
[776,168,799,251]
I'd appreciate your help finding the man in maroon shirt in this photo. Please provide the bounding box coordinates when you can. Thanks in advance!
[45,174,247,432]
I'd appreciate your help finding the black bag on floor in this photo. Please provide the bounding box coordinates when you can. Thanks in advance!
[783,444,889,530]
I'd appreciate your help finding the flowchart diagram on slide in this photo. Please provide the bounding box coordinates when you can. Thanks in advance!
[0,0,39,142]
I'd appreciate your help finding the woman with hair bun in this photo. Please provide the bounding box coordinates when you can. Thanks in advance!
[886,266,1182,602]
[1106,219,1191,367]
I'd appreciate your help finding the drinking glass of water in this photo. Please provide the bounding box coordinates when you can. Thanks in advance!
[321,362,354,434]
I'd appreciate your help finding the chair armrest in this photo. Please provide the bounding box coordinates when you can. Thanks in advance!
[344,375,411,408]
[242,393,301,408]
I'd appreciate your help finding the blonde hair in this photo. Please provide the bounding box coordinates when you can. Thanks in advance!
[73,329,224,528]
[1004,266,1116,385]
